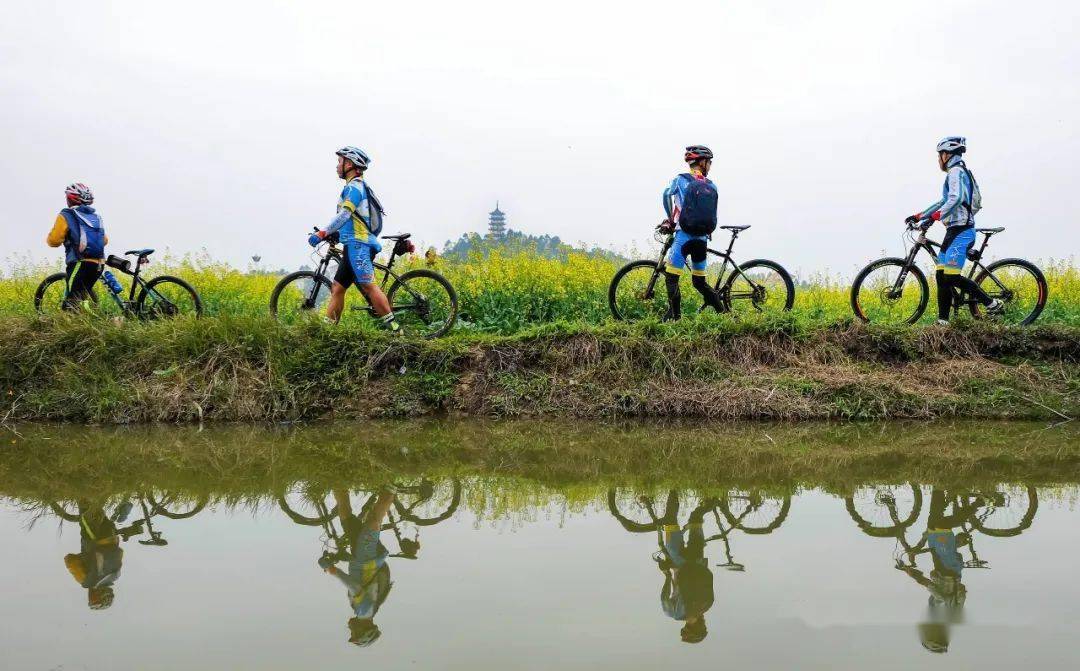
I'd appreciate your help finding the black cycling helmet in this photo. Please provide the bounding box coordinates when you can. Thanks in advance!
[684,145,714,163]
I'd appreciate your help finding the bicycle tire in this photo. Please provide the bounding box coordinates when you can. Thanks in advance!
[721,259,795,313]
[35,272,96,314]
[396,479,463,525]
[608,260,668,321]
[969,258,1048,326]
[386,268,458,338]
[278,495,338,526]
[844,484,923,537]
[49,501,82,522]
[851,257,929,324]
[969,485,1038,537]
[720,494,791,534]
[135,275,203,318]
[269,270,333,322]
[606,488,665,533]
[147,493,208,519]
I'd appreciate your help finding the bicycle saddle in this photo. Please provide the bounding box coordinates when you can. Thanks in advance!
[976,227,1005,235]
[380,233,411,241]
[720,225,751,232]
[124,248,155,257]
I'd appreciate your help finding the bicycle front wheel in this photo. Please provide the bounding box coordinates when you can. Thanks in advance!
[609,260,670,321]
[33,273,80,315]
[136,275,203,319]
[270,271,332,324]
[386,269,458,338]
[969,258,1047,326]
[722,259,795,315]
[851,258,929,325]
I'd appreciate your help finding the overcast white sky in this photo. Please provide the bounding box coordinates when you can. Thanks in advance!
[2,0,1077,277]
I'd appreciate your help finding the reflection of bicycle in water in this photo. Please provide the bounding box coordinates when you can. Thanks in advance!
[279,478,462,648]
[48,492,207,610]
[845,483,1038,653]
[608,488,791,643]
[278,478,462,558]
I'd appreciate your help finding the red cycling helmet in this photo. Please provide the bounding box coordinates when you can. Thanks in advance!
[65,182,94,206]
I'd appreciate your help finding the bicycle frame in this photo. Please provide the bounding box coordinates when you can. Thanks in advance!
[305,237,411,313]
[648,228,764,299]
[889,227,1011,312]
[99,256,162,312]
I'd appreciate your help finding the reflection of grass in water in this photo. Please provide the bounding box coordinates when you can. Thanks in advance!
[2,421,1080,517]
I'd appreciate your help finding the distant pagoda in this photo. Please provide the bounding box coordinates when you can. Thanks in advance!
[487,202,507,239]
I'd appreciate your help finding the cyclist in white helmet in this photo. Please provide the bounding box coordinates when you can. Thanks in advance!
[308,146,401,333]
[905,137,1003,324]
[46,183,109,310]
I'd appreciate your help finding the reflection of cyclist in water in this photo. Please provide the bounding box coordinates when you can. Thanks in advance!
[895,489,977,654]
[654,493,716,643]
[319,489,396,647]
[62,501,126,610]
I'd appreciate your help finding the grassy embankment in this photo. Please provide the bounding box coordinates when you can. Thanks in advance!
[1,252,1077,423]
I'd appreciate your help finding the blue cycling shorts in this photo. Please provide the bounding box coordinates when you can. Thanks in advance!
[665,229,709,276]
[937,226,976,275]
[334,242,378,286]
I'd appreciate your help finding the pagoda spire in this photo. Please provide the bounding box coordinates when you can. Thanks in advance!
[487,201,507,239]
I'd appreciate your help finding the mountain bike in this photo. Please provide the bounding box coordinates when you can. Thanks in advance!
[608,488,791,571]
[609,225,795,321]
[49,490,207,547]
[270,231,457,338]
[279,479,462,561]
[34,249,203,318]
[845,484,1038,539]
[851,221,1047,325]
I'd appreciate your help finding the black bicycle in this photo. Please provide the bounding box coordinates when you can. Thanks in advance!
[851,222,1047,325]
[270,231,458,338]
[35,249,203,318]
[609,225,795,321]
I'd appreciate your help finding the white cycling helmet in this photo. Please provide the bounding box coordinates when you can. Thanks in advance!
[65,182,94,206]
[335,146,371,169]
[936,136,967,155]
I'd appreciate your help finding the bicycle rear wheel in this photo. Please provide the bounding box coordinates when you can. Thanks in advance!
[721,259,795,315]
[386,269,458,338]
[609,260,670,321]
[136,275,203,318]
[270,271,332,324]
[851,258,929,325]
[969,258,1047,326]
[394,478,462,525]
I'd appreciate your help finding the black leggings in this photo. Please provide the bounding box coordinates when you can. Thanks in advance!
[64,261,103,310]
[663,239,723,319]
[936,271,992,320]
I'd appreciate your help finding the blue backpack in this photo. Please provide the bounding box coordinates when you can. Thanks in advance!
[364,184,386,237]
[64,207,106,260]
[677,174,718,236]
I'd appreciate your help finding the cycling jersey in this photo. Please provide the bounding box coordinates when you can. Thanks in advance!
[326,177,380,247]
[919,156,980,227]
[47,206,108,264]
[663,168,718,230]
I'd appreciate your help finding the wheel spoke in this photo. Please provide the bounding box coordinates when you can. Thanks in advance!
[972,262,1045,325]
[610,263,671,321]
[388,272,456,338]
[853,261,927,324]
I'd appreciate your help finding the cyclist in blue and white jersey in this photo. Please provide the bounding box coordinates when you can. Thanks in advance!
[659,146,725,320]
[309,146,401,333]
[905,137,1002,324]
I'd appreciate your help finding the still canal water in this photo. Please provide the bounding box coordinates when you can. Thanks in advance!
[1,421,1078,670]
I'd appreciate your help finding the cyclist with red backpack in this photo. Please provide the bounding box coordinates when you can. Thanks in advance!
[46,183,108,310]
[659,146,725,320]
